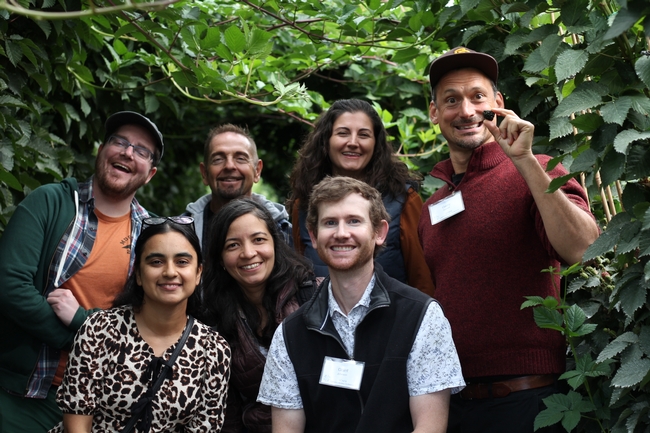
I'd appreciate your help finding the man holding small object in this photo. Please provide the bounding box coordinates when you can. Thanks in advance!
[418,47,599,432]
[258,176,464,433]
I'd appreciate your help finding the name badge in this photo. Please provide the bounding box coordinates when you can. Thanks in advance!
[319,356,365,390]
[428,191,465,225]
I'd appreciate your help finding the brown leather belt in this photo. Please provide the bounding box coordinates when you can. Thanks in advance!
[459,374,557,399]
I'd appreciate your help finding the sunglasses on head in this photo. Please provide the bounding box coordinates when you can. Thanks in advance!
[143,216,195,229]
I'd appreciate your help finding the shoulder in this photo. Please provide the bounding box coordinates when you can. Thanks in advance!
[193,319,231,356]
[185,193,212,214]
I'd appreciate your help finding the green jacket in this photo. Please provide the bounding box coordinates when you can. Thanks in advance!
[0,178,148,396]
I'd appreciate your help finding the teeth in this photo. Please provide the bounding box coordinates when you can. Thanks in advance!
[332,246,354,251]
[242,263,261,270]
[458,124,479,130]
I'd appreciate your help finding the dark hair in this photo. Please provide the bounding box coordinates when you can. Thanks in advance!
[288,99,419,212]
[202,198,314,346]
[307,176,389,257]
[113,221,203,316]
[203,123,258,165]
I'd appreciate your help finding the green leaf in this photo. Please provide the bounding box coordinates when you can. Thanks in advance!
[570,113,603,133]
[639,326,650,356]
[521,295,546,309]
[391,48,420,64]
[555,49,588,82]
[548,173,577,194]
[533,307,564,332]
[599,149,625,186]
[0,95,28,110]
[620,279,647,319]
[569,148,598,173]
[549,116,573,140]
[564,305,587,333]
[614,130,650,154]
[553,86,605,118]
[597,332,638,362]
[635,55,650,89]
[583,228,623,263]
[5,40,22,67]
[611,357,650,388]
[224,26,246,54]
[0,167,22,191]
[603,7,643,40]
[201,27,220,50]
[459,0,481,14]
[600,97,633,126]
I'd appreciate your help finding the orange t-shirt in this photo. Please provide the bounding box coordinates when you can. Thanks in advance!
[53,209,132,385]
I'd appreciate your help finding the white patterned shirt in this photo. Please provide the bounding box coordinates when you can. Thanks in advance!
[257,275,465,409]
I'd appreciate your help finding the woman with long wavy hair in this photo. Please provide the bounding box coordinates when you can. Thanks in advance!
[202,198,315,433]
[288,98,434,296]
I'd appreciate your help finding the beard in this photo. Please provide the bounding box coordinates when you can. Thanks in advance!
[94,155,148,200]
[317,241,375,273]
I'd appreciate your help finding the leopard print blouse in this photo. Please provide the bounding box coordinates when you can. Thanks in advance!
[51,306,231,432]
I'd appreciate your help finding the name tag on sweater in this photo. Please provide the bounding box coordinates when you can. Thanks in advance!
[428,191,465,225]
[319,356,364,390]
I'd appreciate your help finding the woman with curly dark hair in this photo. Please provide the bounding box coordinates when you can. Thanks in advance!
[202,198,316,433]
[288,98,434,296]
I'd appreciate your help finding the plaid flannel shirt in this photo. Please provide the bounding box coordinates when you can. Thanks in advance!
[25,177,149,398]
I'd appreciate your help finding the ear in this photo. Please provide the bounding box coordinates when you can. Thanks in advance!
[495,91,505,109]
[308,229,318,249]
[374,220,390,247]
[199,162,208,186]
[135,268,142,287]
[195,263,203,286]
[429,101,439,125]
[143,166,157,185]
[253,159,263,183]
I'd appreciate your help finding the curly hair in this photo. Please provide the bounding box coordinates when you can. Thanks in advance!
[202,198,314,346]
[113,221,203,316]
[288,99,419,212]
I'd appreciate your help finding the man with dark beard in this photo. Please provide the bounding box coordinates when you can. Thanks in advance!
[257,176,464,433]
[185,124,291,251]
[0,111,162,433]
[418,47,599,432]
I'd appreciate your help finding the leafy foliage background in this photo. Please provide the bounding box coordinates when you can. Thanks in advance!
[2,0,650,430]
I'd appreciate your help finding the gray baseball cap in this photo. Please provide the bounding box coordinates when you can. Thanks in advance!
[104,111,164,163]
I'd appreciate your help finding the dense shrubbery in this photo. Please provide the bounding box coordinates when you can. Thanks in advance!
[1,0,649,430]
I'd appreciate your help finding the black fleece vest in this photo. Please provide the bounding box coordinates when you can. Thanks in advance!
[283,274,432,433]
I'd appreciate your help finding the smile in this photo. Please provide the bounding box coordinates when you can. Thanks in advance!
[112,162,132,173]
[456,122,481,130]
[332,246,354,251]
[241,263,261,270]
[342,152,361,157]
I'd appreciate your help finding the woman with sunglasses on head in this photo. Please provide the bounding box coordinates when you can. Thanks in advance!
[49,217,231,433]
[288,98,435,296]
[202,198,316,433]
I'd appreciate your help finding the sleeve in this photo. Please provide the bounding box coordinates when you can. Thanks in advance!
[399,189,436,297]
[406,302,465,396]
[56,312,108,415]
[0,186,77,349]
[188,330,231,432]
[256,324,303,409]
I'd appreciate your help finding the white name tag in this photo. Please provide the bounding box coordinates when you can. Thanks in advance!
[319,356,365,390]
[428,191,465,225]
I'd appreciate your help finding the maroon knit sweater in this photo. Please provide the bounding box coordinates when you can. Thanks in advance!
[418,142,592,379]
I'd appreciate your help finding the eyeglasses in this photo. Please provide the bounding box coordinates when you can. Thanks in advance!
[107,135,155,163]
[143,216,195,229]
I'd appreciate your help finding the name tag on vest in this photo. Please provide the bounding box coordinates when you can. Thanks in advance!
[428,191,465,225]
[319,356,365,390]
